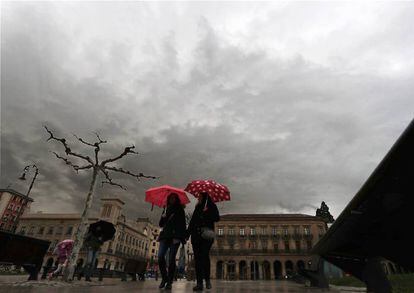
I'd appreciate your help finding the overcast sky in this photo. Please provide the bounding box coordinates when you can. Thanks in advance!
[1,2,413,221]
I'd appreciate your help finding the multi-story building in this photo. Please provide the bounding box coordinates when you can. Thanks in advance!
[210,213,327,280]
[17,197,157,271]
[0,189,33,232]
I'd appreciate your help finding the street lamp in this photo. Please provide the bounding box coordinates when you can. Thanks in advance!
[19,164,39,197]
[13,164,39,233]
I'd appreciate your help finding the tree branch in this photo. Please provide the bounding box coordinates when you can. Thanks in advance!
[52,152,93,172]
[103,165,158,180]
[100,146,139,166]
[44,126,94,164]
[72,134,95,147]
[100,167,126,190]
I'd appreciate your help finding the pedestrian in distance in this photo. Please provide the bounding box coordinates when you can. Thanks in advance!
[83,226,104,281]
[157,193,187,290]
[187,192,220,291]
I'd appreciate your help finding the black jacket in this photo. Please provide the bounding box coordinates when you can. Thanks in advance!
[158,204,186,242]
[187,197,220,238]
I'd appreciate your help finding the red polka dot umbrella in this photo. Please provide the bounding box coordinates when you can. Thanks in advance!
[184,180,231,203]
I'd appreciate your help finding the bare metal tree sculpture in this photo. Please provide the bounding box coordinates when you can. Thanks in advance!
[44,126,157,280]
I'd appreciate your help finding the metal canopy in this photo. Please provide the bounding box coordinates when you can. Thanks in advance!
[312,119,414,279]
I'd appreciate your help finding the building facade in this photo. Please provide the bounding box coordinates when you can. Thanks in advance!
[210,214,327,280]
[0,189,33,232]
[17,197,157,271]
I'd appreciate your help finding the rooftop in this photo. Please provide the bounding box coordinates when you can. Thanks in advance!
[0,188,34,202]
[220,213,322,221]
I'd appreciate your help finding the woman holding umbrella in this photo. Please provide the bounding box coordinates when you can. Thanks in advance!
[157,193,187,290]
[187,192,220,291]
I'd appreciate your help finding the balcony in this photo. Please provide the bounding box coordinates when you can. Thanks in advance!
[248,234,257,240]
[259,234,269,240]
[282,234,291,240]
[303,234,313,240]
[292,233,302,240]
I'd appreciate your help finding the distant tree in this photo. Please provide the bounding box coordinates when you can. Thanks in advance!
[44,126,158,280]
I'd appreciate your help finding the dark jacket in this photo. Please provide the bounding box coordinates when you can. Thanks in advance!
[83,232,104,251]
[158,203,186,242]
[187,196,220,238]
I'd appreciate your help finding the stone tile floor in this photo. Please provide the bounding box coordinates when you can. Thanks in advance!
[0,275,364,293]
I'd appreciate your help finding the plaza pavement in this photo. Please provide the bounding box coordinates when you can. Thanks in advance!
[0,275,364,293]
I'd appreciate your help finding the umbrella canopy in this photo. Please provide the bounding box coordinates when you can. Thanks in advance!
[88,220,116,242]
[185,180,231,203]
[145,185,190,208]
[57,239,74,254]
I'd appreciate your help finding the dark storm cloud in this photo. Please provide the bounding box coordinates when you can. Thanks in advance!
[1,2,413,220]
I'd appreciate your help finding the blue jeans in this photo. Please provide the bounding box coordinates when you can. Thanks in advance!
[84,249,99,279]
[158,239,180,283]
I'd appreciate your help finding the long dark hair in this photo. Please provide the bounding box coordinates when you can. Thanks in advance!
[198,192,213,208]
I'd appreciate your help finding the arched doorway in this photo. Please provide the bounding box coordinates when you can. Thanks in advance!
[297,260,305,271]
[273,261,282,279]
[285,260,294,277]
[263,261,271,280]
[250,261,259,280]
[227,260,236,280]
[216,261,224,279]
[239,261,247,280]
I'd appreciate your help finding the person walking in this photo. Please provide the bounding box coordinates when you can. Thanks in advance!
[157,193,187,290]
[187,192,220,291]
[83,226,104,281]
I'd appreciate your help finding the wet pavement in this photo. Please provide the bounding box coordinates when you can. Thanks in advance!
[0,275,360,292]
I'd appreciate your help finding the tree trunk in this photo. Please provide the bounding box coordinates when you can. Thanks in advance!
[64,167,98,281]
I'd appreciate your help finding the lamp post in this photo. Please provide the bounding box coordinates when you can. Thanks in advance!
[13,164,39,233]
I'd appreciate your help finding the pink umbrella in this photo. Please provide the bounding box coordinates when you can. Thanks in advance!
[145,185,190,209]
[57,239,74,254]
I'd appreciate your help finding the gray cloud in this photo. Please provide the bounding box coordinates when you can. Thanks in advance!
[1,2,413,221]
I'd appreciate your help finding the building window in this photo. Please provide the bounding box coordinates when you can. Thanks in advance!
[250,228,256,236]
[38,227,45,235]
[249,242,256,249]
[283,227,289,236]
[8,204,14,210]
[294,226,300,235]
[15,206,21,212]
[20,226,26,235]
[218,228,224,236]
[284,241,290,252]
[239,228,245,236]
[273,243,279,252]
[306,240,312,251]
[65,226,73,235]
[272,227,277,236]
[47,227,54,235]
[295,240,301,252]
[228,228,234,235]
[318,225,325,235]
[56,226,63,235]
[304,226,310,235]
[28,226,35,235]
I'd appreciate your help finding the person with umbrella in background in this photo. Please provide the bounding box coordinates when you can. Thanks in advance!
[82,220,116,281]
[48,239,74,280]
[157,193,187,290]
[185,180,230,291]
